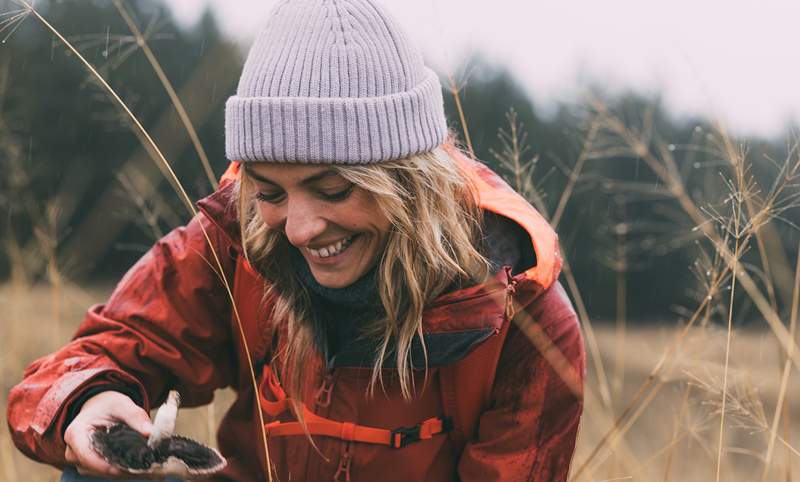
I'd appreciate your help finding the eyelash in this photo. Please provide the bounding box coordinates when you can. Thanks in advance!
[255,185,354,204]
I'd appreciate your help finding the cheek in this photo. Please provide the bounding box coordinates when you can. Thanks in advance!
[365,196,391,232]
[362,195,391,231]
[363,207,392,240]
[256,203,281,229]
[371,213,391,238]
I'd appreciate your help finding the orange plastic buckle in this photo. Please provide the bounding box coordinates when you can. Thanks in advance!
[390,417,453,448]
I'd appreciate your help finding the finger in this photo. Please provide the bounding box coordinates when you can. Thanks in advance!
[114,403,153,437]
[72,428,123,478]
[64,444,77,464]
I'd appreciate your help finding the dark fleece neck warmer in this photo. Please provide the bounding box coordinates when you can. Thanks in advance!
[290,247,384,363]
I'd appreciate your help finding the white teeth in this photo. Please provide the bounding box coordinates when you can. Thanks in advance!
[307,235,354,259]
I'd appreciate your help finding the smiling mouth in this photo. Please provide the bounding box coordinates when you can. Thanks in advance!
[305,234,358,259]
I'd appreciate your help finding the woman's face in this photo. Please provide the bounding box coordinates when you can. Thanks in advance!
[245,163,391,289]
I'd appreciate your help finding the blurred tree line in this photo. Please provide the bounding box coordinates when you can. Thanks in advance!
[1,0,796,323]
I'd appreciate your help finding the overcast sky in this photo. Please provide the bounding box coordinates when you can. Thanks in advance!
[169,0,799,139]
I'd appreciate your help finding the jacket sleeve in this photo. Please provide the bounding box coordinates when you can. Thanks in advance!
[458,281,586,482]
[6,211,237,466]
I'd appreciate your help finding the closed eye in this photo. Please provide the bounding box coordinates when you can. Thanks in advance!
[255,191,285,204]
[254,184,354,204]
[319,185,354,202]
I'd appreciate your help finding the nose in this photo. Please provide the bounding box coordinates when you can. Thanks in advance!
[283,197,326,247]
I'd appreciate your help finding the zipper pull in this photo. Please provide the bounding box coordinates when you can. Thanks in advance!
[315,373,335,408]
[333,442,352,482]
[504,266,517,322]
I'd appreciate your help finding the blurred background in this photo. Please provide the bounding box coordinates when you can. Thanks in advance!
[2,0,799,481]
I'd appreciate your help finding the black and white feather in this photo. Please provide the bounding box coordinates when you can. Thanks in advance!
[91,390,227,479]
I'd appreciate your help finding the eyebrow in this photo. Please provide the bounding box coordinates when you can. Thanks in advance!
[243,165,340,187]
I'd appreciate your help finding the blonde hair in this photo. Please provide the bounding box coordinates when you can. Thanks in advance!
[235,142,491,405]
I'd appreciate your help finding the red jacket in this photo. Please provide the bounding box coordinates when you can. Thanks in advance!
[7,152,585,482]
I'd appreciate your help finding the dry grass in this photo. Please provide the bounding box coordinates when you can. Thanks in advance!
[577,324,800,482]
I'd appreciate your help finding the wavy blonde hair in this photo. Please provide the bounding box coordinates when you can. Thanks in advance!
[235,141,491,405]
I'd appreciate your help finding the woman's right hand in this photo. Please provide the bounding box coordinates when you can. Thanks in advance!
[64,390,153,479]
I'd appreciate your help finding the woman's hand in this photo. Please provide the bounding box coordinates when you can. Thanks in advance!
[64,391,153,479]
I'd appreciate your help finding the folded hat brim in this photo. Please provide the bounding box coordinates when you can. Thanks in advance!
[225,68,447,164]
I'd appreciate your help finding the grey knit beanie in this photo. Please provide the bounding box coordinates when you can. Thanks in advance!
[225,0,448,164]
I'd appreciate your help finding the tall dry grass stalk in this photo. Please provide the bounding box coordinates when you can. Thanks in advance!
[715,158,747,482]
[5,1,273,478]
[446,71,475,159]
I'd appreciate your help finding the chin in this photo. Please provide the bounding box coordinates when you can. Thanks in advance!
[310,270,358,289]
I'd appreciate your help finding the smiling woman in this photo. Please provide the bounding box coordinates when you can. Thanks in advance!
[7,1,585,481]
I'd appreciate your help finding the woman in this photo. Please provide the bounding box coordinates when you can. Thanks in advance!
[7,0,585,481]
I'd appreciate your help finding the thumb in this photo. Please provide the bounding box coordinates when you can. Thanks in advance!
[116,403,153,437]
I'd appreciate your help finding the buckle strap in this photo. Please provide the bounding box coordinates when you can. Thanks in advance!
[258,364,453,448]
[390,416,453,448]
[264,416,453,449]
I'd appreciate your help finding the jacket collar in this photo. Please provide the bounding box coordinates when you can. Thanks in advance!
[441,144,562,290]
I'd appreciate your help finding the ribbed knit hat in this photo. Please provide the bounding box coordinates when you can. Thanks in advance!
[225,0,448,164]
